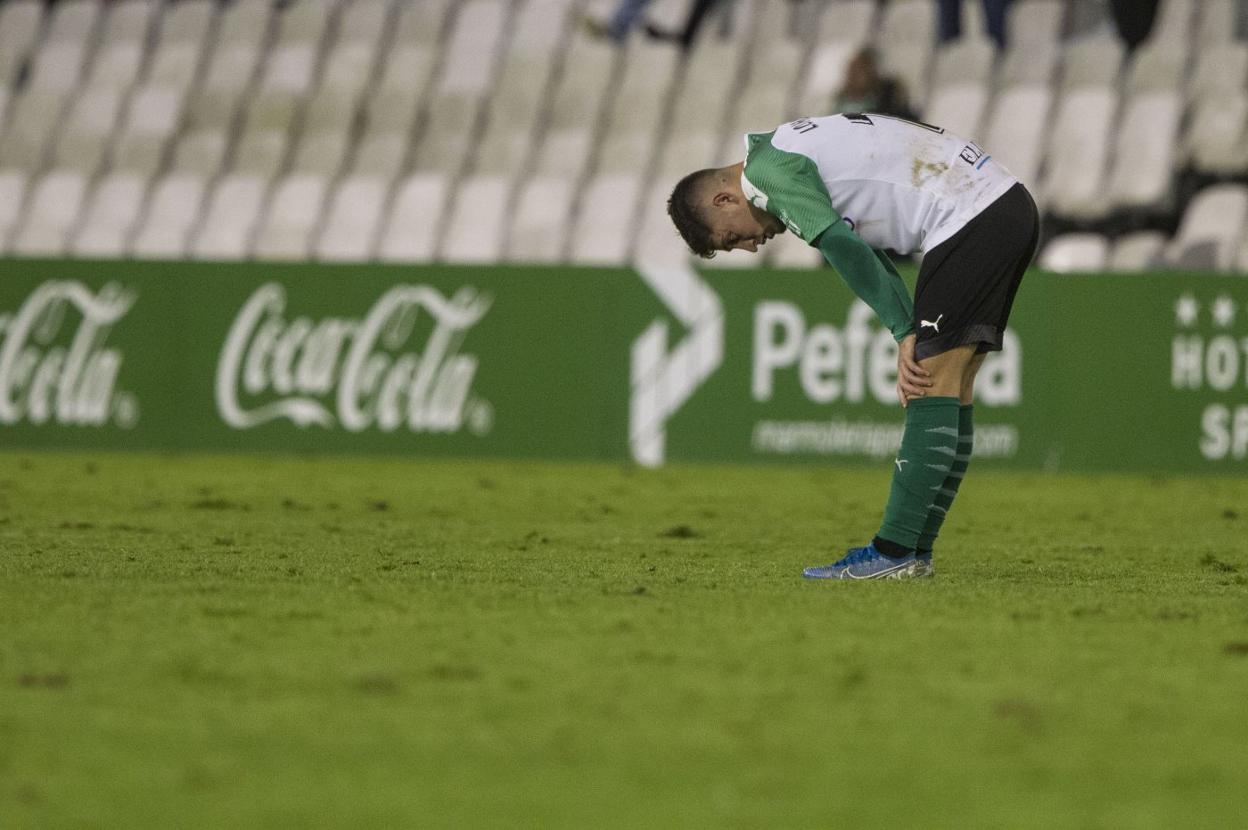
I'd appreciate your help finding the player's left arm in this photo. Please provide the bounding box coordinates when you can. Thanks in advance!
[815,225,931,404]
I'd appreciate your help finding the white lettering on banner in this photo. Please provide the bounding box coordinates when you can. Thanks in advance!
[0,281,136,428]
[1200,404,1248,460]
[752,299,1021,406]
[630,262,724,467]
[1169,293,1248,463]
[216,283,492,434]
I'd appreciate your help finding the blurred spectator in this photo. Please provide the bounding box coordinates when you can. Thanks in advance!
[834,47,919,121]
[644,0,729,51]
[584,0,656,44]
[1109,0,1160,50]
[938,0,1011,49]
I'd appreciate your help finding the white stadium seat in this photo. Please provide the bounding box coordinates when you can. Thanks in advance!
[319,42,380,100]
[28,41,89,92]
[1006,0,1065,47]
[254,174,330,261]
[1042,86,1118,219]
[1105,93,1182,213]
[337,0,391,48]
[0,169,30,252]
[190,174,270,260]
[435,0,507,98]
[670,40,747,136]
[879,0,936,44]
[1196,0,1238,45]
[352,132,409,179]
[815,0,877,45]
[933,39,995,89]
[72,173,150,257]
[1186,94,1248,176]
[570,173,643,266]
[147,41,206,91]
[1038,233,1110,272]
[0,89,71,171]
[475,53,559,175]
[598,41,682,174]
[657,130,720,180]
[158,0,215,46]
[925,85,989,142]
[0,0,44,88]
[113,84,183,176]
[634,178,692,267]
[1151,0,1196,44]
[376,173,450,263]
[45,0,100,43]
[1166,185,1248,271]
[413,94,482,176]
[132,173,207,259]
[89,42,145,91]
[1189,44,1248,105]
[11,169,89,256]
[798,41,856,118]
[999,40,1059,87]
[291,129,351,176]
[984,85,1052,189]
[1124,43,1186,94]
[1061,36,1124,90]
[506,175,575,264]
[392,0,456,47]
[171,129,228,178]
[441,175,512,263]
[233,130,291,179]
[1108,231,1167,272]
[316,175,391,262]
[52,87,123,175]
[534,125,595,183]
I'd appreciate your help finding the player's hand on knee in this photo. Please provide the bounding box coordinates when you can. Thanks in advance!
[896,333,931,407]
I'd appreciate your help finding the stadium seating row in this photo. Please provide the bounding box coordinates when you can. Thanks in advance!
[0,0,1246,269]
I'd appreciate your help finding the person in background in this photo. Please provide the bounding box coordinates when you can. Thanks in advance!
[643,0,729,51]
[833,47,919,123]
[583,0,656,44]
[938,0,1012,49]
[1108,0,1160,50]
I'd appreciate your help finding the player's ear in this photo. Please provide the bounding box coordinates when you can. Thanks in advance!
[710,190,737,208]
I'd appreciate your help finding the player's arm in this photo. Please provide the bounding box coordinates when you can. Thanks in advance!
[747,143,915,341]
[814,221,914,342]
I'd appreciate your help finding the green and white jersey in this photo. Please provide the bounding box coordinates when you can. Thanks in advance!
[741,114,1018,254]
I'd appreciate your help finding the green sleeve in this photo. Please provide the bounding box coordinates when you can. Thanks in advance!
[815,221,915,341]
[741,141,838,244]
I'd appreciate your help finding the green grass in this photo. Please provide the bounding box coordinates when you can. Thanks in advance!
[2,452,1247,828]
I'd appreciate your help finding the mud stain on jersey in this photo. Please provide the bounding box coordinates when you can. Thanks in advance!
[911,158,949,188]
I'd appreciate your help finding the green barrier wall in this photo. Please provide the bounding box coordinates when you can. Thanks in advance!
[2,259,1247,473]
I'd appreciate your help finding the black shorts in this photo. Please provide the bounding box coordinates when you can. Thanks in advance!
[912,182,1040,360]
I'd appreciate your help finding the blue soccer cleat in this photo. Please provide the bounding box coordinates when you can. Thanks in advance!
[914,552,934,578]
[802,543,921,580]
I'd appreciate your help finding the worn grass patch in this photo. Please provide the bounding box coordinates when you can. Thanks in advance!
[1,452,1247,828]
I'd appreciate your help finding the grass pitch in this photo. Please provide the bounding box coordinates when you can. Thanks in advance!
[2,452,1247,828]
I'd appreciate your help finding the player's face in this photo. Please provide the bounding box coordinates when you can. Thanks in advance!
[708,197,785,254]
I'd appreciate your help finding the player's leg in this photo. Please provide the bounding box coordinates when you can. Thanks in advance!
[802,347,971,580]
[913,353,986,570]
[804,183,1038,580]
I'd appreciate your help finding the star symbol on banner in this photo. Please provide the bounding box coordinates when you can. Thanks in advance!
[1175,294,1199,328]
[1212,295,1236,328]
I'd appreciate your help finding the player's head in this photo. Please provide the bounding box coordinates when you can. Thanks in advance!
[667,165,784,258]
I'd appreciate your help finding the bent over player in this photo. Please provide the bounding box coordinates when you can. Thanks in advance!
[667,113,1039,579]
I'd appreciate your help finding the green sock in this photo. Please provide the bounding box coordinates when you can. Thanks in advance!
[874,396,962,554]
[916,404,974,554]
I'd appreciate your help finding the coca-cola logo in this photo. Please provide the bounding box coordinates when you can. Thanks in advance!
[215,282,493,434]
[0,281,138,429]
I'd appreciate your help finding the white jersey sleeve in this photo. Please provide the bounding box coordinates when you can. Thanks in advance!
[742,114,1019,254]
